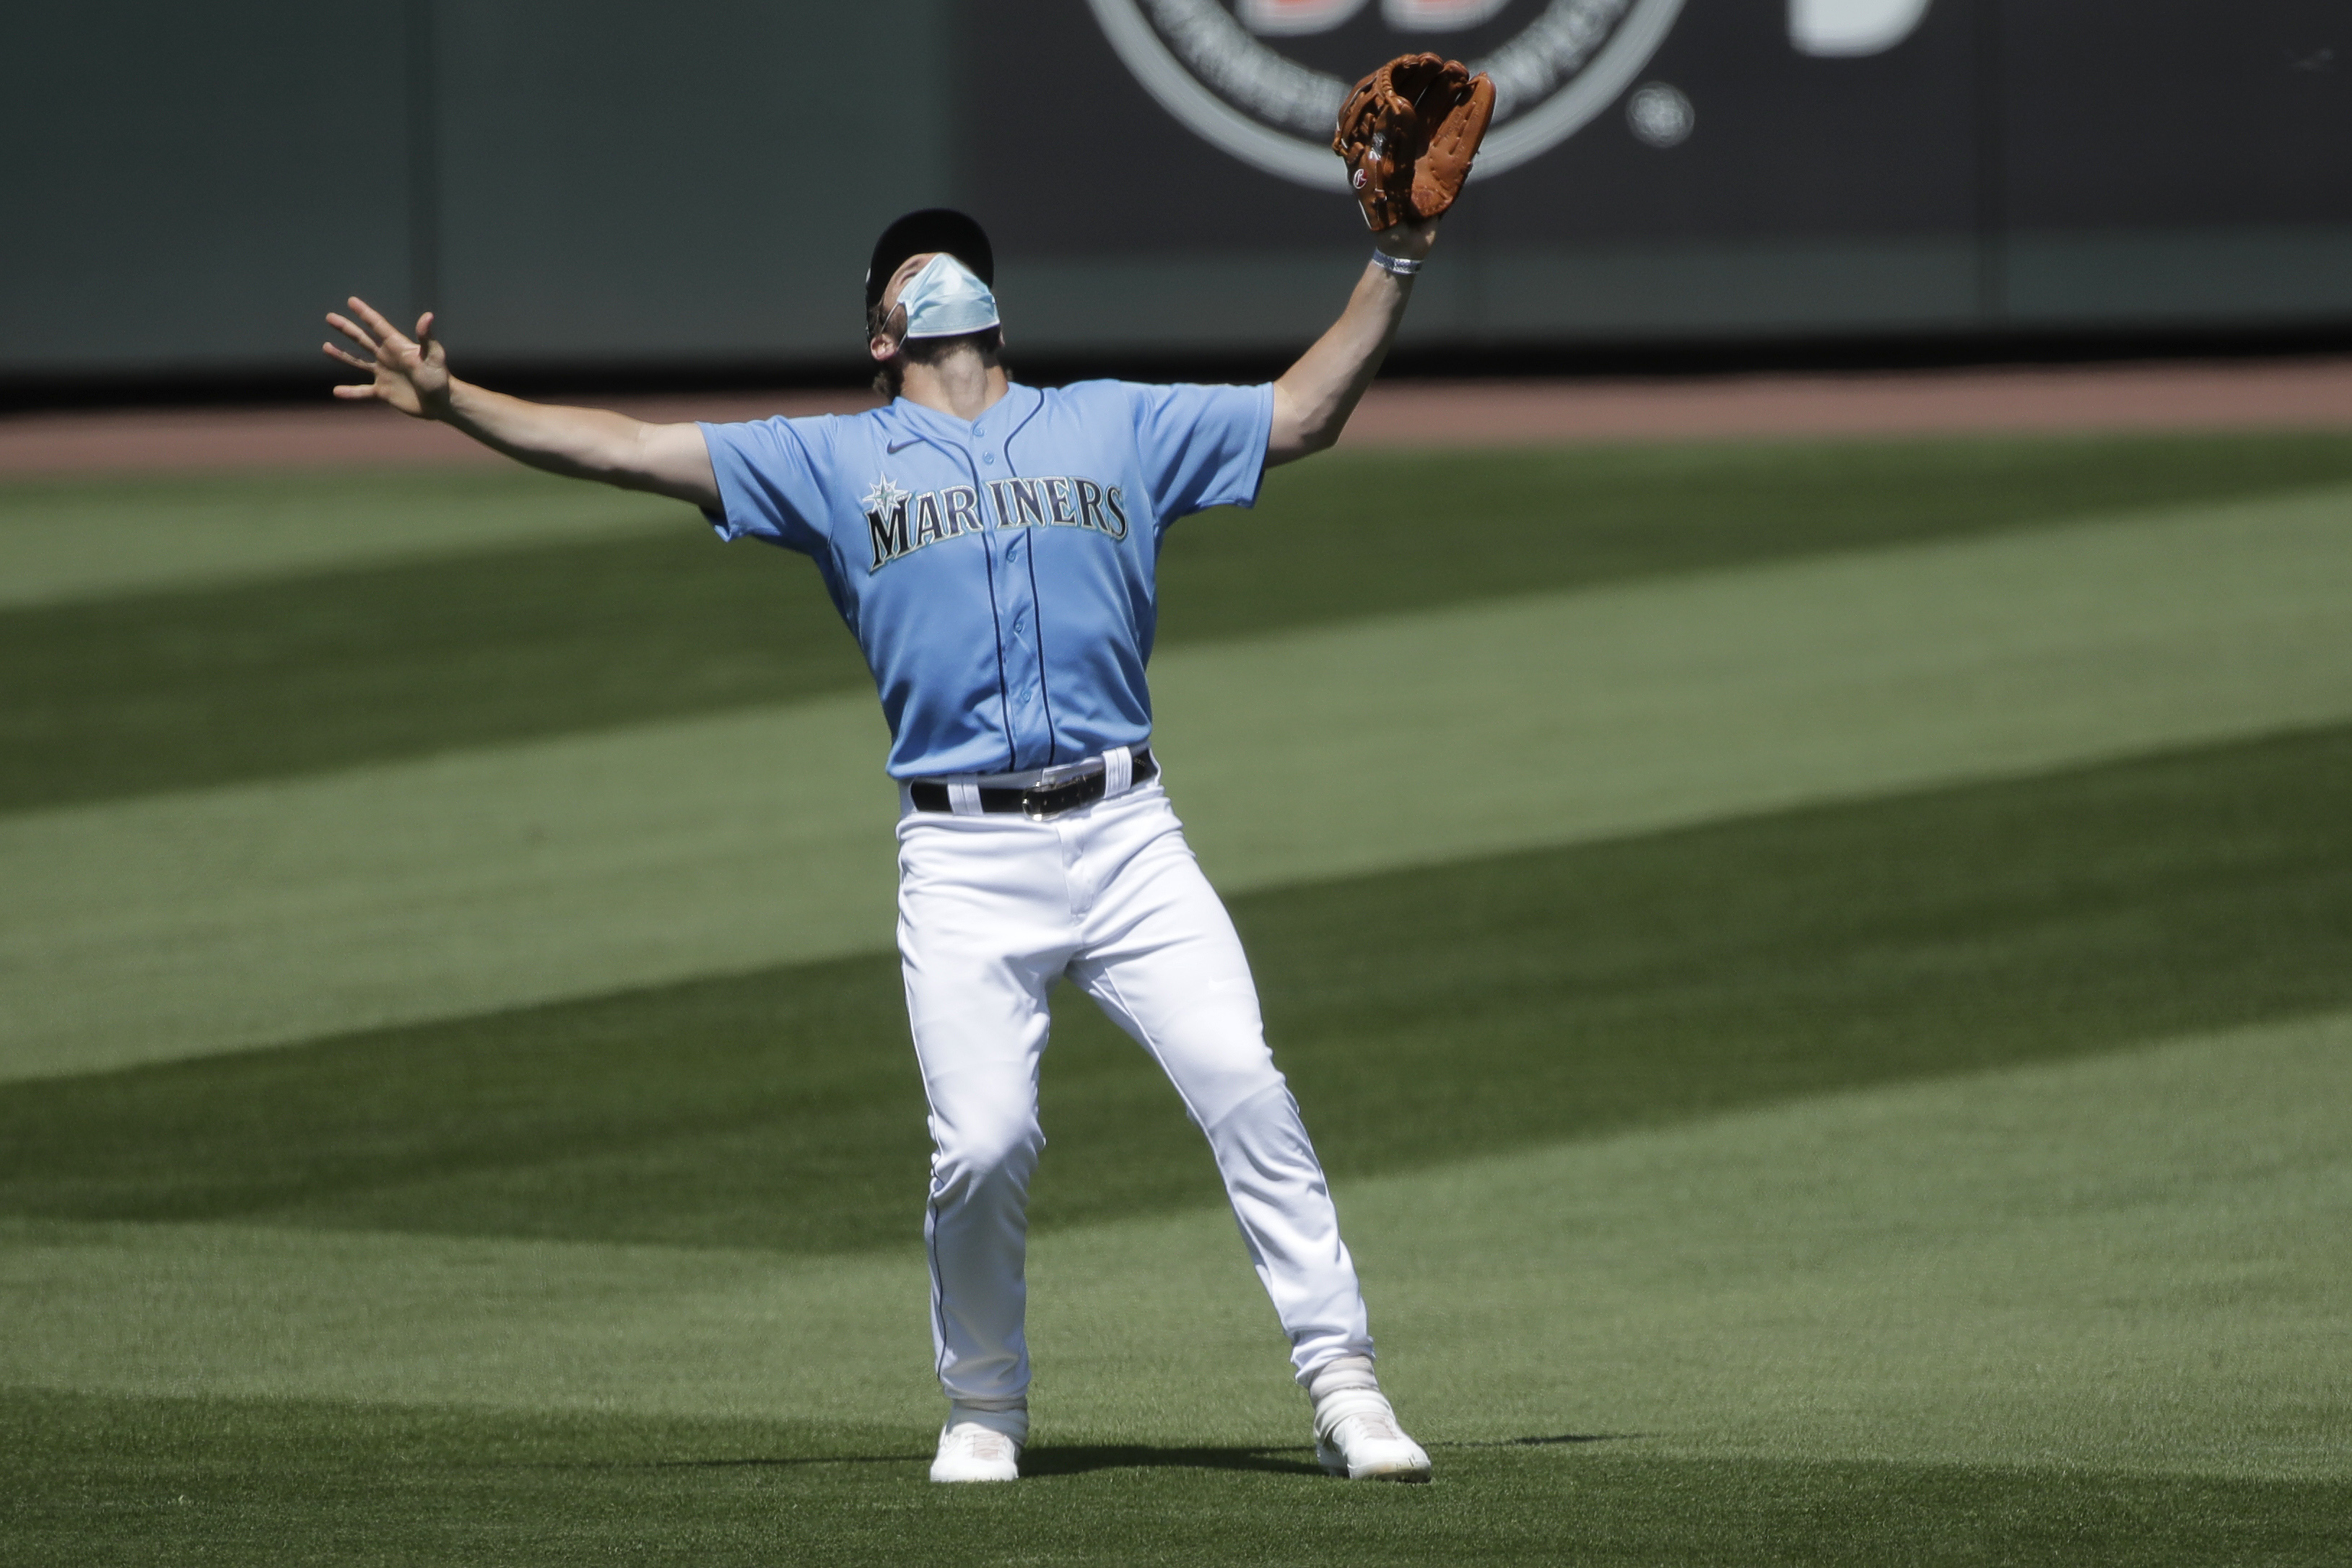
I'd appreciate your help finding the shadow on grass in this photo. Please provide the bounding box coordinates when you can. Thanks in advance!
[1442,1434,1638,1448]
[1021,1444,1325,1478]
[541,1435,1629,1476]
[1020,1435,1637,1476]
[521,1452,928,1471]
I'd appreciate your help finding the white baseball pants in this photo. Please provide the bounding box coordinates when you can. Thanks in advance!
[894,774,1374,1406]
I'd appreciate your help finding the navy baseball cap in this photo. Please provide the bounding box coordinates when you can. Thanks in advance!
[866,209,995,317]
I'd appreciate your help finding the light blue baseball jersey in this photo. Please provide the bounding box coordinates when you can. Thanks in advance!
[701,380,1273,780]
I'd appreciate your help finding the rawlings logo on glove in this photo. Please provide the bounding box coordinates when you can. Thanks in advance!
[1332,53,1497,232]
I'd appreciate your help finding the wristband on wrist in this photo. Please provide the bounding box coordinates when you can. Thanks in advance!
[1370,249,1424,277]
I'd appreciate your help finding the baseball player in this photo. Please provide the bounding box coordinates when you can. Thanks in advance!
[323,58,1490,1486]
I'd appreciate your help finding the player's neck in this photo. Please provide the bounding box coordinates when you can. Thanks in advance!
[900,351,1009,424]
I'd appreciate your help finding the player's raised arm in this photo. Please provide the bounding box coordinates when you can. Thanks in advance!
[1270,53,1494,467]
[323,297,719,510]
[1267,219,1437,466]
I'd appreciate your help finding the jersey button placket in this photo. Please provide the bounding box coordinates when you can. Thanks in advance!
[988,453,1050,770]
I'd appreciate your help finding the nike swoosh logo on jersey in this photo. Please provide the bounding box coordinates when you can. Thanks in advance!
[887,437,924,454]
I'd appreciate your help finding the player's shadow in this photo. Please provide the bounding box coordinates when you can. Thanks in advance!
[538,1452,926,1471]
[1439,1433,1633,1448]
[590,1446,1321,1477]
[577,1434,1628,1475]
[1019,1435,1629,1476]
[1019,1443,1324,1478]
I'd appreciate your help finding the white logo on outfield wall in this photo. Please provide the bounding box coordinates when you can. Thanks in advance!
[1084,0,1691,188]
[1085,0,1933,187]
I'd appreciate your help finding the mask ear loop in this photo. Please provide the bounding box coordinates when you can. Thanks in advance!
[875,300,909,361]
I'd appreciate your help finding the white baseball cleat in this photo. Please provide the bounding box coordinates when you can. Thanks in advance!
[1313,1387,1433,1482]
[930,1416,1023,1483]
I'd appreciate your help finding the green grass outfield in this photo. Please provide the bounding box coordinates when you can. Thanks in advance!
[2,431,2348,1563]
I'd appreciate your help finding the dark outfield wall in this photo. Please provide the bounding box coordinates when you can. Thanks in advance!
[4,0,2346,380]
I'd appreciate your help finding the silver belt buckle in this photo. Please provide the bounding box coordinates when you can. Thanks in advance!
[1021,780,1086,820]
[1019,759,1105,821]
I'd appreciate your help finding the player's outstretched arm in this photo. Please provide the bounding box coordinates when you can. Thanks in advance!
[1266,219,1437,467]
[323,297,719,510]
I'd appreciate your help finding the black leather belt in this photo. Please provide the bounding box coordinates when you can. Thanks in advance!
[910,748,1156,819]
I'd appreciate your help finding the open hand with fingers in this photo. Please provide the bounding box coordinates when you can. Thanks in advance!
[315,293,715,503]
[323,297,451,419]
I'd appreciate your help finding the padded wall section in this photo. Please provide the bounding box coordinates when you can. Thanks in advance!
[4,0,2348,377]
[432,0,953,367]
[0,1,414,376]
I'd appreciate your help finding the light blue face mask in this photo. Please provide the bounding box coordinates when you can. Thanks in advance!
[894,253,1000,340]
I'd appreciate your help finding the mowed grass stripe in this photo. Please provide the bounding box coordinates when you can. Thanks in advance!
[1159,428,2352,645]
[0,528,868,816]
[6,484,2349,1082]
[0,466,689,610]
[1154,481,2352,887]
[10,432,2352,814]
[4,1010,2345,1488]
[4,724,2346,1251]
[9,1393,2346,1568]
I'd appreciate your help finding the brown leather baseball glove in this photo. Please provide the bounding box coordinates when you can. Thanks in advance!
[1332,53,1497,232]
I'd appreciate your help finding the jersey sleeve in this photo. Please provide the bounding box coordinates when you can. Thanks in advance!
[697,417,835,554]
[1129,382,1275,528]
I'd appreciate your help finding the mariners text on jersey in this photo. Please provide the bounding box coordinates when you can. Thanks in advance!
[861,472,1133,572]
[700,379,1273,781]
